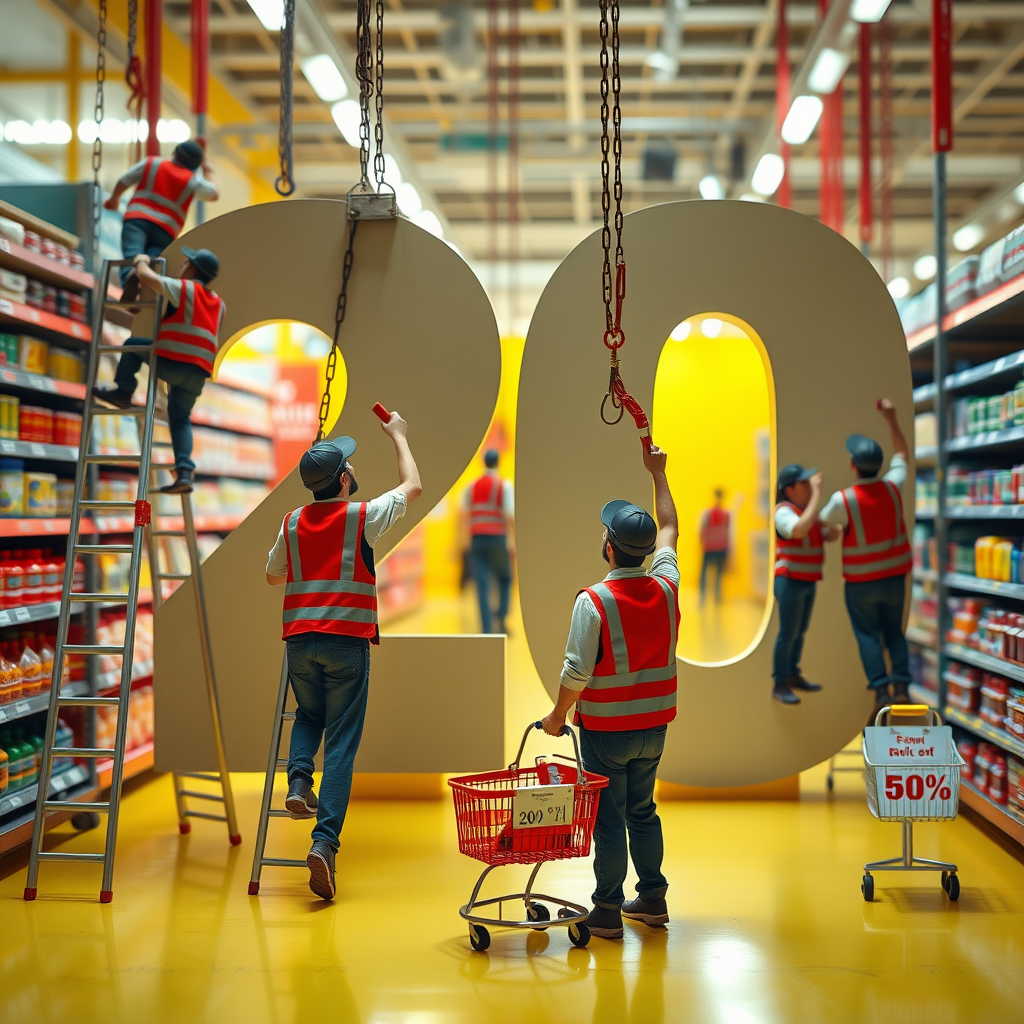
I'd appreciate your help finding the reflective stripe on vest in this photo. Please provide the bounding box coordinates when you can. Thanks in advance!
[774,502,824,581]
[701,507,729,552]
[840,480,912,582]
[469,474,506,535]
[576,575,679,731]
[281,501,379,642]
[124,157,195,237]
[155,279,224,374]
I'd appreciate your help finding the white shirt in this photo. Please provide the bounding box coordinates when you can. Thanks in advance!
[774,505,801,540]
[461,471,515,516]
[118,158,218,201]
[265,489,408,576]
[819,454,909,530]
[560,547,680,692]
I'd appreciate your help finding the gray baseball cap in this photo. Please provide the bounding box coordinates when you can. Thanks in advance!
[601,499,657,557]
[846,434,883,473]
[299,437,357,491]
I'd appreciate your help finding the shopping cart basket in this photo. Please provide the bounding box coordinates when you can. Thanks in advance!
[861,705,965,903]
[448,721,609,951]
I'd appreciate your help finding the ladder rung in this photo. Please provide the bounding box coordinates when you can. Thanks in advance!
[58,695,120,707]
[179,790,225,803]
[261,858,307,868]
[98,343,153,353]
[74,544,134,554]
[177,773,222,782]
[155,573,190,581]
[78,500,138,510]
[151,531,186,538]
[61,644,125,655]
[282,712,296,721]
[268,809,294,818]
[50,746,115,758]
[89,406,147,416]
[84,454,142,464]
[275,759,288,771]
[184,810,228,822]
[103,300,159,310]
[45,800,110,812]
[68,594,129,604]
[36,851,106,862]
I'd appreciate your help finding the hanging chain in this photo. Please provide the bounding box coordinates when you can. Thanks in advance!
[373,0,387,189]
[316,219,359,442]
[91,0,107,271]
[355,0,373,186]
[275,0,296,196]
[125,0,144,164]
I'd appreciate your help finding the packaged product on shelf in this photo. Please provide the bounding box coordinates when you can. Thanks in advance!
[53,410,82,446]
[90,684,155,754]
[0,269,26,303]
[47,347,84,383]
[17,336,48,376]
[989,755,1009,804]
[946,255,980,311]
[18,404,53,443]
[93,472,136,503]
[0,741,7,796]
[914,412,937,448]
[18,647,44,697]
[24,279,43,308]
[0,457,24,515]
[41,285,57,314]
[0,215,25,246]
[957,737,978,779]
[56,478,74,516]
[25,472,56,517]
[0,654,22,704]
[51,718,74,773]
[1001,222,1024,282]
[978,236,1007,294]
[914,478,938,517]
[0,394,19,439]
[0,333,18,367]
[980,676,1010,727]
[91,412,139,454]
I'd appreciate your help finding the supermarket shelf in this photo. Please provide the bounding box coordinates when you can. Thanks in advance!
[0,763,89,820]
[915,509,937,520]
[0,297,90,344]
[959,778,1024,848]
[906,625,936,647]
[0,366,85,400]
[906,324,937,351]
[214,373,273,399]
[0,438,77,462]
[0,681,89,725]
[914,445,937,464]
[97,662,153,693]
[0,512,249,537]
[906,272,1024,352]
[946,348,1024,394]
[944,643,1024,685]
[945,572,1024,600]
[908,683,939,709]
[913,567,938,582]
[0,237,92,291]
[189,408,274,438]
[0,199,79,249]
[947,425,1024,453]
[945,705,1024,759]
[97,740,154,789]
[0,599,77,625]
[947,504,1024,519]
[913,382,936,408]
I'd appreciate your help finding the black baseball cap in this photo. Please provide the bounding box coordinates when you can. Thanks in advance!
[181,247,219,283]
[777,463,817,492]
[173,140,204,170]
[601,499,658,557]
[299,437,357,491]
[846,433,884,474]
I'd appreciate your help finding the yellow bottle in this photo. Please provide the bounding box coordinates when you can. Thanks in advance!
[975,536,995,579]
[994,539,1014,582]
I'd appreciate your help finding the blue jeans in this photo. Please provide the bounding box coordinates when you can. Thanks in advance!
[286,633,371,851]
[772,576,817,683]
[699,550,726,605]
[844,574,911,692]
[119,218,174,286]
[580,724,668,909]
[470,534,511,633]
[114,338,207,471]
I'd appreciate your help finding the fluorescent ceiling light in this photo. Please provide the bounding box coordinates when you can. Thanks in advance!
[808,47,851,94]
[331,100,362,148]
[913,254,937,281]
[699,174,724,200]
[157,119,191,143]
[669,321,692,341]
[397,182,422,216]
[645,51,677,77]
[751,153,785,196]
[781,95,823,145]
[739,192,767,203]
[701,318,723,338]
[301,54,348,103]
[245,0,284,31]
[4,120,73,145]
[887,276,910,299]
[851,0,893,22]
[952,223,985,252]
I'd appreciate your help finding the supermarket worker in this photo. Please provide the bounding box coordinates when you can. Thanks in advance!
[104,139,220,293]
[819,398,912,723]
[265,414,422,901]
[541,439,679,940]
[92,248,224,495]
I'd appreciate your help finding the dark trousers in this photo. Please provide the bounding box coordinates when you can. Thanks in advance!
[699,549,727,605]
[470,534,511,633]
[114,339,207,471]
[286,633,371,851]
[580,724,668,909]
[772,576,817,683]
[119,218,174,286]
[844,573,911,692]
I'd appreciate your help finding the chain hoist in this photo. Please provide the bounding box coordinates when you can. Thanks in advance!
[275,0,296,196]
[91,0,107,271]
[125,0,145,164]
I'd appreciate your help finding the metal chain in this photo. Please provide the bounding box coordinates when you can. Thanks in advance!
[355,0,373,186]
[373,0,387,188]
[599,0,612,333]
[317,219,359,442]
[125,0,144,164]
[275,0,296,196]
[91,0,107,271]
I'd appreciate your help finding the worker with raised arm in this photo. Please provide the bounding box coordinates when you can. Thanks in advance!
[92,247,224,495]
[542,441,680,940]
[265,414,422,901]
[819,399,913,724]
[104,139,220,295]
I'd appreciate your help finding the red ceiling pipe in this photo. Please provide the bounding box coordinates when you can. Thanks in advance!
[145,0,162,157]
[191,0,209,132]
[932,0,953,151]
[858,22,872,247]
[776,0,791,208]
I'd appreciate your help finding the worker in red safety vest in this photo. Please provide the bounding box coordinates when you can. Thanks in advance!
[92,247,225,494]
[265,414,422,900]
[104,140,219,295]
[819,398,912,724]
[460,449,515,633]
[698,488,732,606]
[542,440,679,940]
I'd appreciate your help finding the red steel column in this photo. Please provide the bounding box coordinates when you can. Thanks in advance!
[776,0,791,207]
[145,0,162,156]
[191,0,208,132]
[932,0,952,151]
[858,23,872,247]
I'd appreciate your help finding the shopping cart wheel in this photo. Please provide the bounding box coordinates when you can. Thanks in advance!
[567,922,591,948]
[71,812,101,831]
[469,925,490,952]
[527,904,550,930]
[944,874,960,901]
[861,874,874,902]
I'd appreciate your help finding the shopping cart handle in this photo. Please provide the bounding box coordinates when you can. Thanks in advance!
[531,720,572,737]
[515,721,586,782]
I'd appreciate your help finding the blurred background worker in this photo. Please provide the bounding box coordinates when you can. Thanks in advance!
[461,449,515,633]
[697,487,732,606]
[104,139,220,294]
[820,399,912,723]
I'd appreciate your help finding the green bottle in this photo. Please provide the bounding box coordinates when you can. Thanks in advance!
[28,729,43,788]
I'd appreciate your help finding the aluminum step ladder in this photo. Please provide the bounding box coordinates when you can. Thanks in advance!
[248,653,307,894]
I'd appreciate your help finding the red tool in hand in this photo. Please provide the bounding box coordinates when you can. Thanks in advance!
[372,403,391,423]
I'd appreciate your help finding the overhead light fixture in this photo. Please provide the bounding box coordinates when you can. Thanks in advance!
[1014,182,1024,205]
[751,153,785,196]
[699,174,725,200]
[913,254,937,281]
[397,182,422,217]
[953,223,985,252]
[669,321,692,341]
[645,51,677,79]
[245,0,284,31]
[808,48,851,94]
[412,209,444,238]
[300,54,348,103]
[331,100,362,148]
[781,95,824,145]
[4,119,74,145]
[701,318,723,338]
[851,0,893,23]
[887,276,910,299]
[740,193,766,203]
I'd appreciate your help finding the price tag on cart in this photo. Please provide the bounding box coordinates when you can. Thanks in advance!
[511,783,574,830]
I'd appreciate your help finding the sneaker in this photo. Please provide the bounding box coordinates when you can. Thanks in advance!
[285,776,318,820]
[890,684,911,704]
[586,905,623,939]
[92,384,133,410]
[158,469,194,494]
[772,684,801,705]
[790,675,822,692]
[621,896,669,927]
[306,840,336,901]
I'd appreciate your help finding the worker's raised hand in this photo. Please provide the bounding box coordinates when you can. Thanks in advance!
[810,471,823,494]
[642,441,668,476]
[382,410,409,439]
[877,397,897,420]
[103,196,120,211]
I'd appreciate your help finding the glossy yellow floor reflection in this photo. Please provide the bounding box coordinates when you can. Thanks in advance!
[2,760,1023,1024]
[676,587,768,664]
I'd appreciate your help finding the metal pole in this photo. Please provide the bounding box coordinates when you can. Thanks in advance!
[776,0,791,208]
[858,22,873,256]
[191,0,209,224]
[144,0,161,158]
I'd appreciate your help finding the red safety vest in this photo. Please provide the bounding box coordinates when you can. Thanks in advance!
[281,501,379,643]
[468,474,507,536]
[124,157,197,238]
[154,279,224,375]
[701,507,730,552]
[774,502,824,581]
[576,575,680,731]
[840,480,912,582]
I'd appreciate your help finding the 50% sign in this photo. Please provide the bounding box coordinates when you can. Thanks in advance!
[884,772,953,802]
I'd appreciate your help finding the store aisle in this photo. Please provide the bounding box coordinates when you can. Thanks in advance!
[1,764,1022,1024]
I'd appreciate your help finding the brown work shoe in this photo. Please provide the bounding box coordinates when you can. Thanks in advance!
[622,896,669,927]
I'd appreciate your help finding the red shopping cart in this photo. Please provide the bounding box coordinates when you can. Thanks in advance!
[448,721,609,951]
